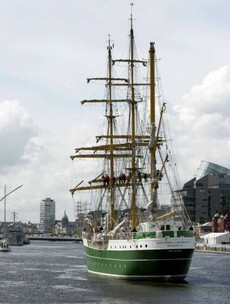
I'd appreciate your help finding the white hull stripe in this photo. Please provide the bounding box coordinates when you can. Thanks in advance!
[88,269,187,279]
[85,253,192,262]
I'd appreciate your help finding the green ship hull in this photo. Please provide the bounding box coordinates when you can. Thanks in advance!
[84,243,194,281]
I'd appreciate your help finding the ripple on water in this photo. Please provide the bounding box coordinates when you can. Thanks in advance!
[0,280,27,288]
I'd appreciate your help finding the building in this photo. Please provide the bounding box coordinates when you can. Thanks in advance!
[182,161,230,224]
[40,198,56,233]
[201,232,230,245]
[61,210,69,233]
[196,160,230,178]
[212,211,230,232]
[195,222,212,235]
[54,211,77,236]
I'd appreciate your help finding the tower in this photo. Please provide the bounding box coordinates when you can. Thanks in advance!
[40,198,56,233]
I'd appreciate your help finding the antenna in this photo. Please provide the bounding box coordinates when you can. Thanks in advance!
[130,2,134,13]
[130,2,134,29]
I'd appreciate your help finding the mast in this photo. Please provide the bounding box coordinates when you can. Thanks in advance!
[70,7,149,230]
[149,42,156,205]
[130,11,137,229]
[107,37,115,229]
[4,185,6,234]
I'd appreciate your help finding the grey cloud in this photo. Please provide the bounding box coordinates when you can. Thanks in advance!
[0,100,39,168]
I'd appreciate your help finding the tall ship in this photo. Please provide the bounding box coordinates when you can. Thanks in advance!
[70,12,195,281]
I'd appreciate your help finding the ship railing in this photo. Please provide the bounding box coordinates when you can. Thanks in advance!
[110,232,136,240]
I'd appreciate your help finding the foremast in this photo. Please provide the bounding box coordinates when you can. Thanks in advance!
[70,37,129,230]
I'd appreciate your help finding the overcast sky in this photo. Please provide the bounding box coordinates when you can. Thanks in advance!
[0,0,229,223]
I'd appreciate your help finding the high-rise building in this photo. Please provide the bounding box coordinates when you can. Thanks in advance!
[40,198,56,233]
[182,161,230,224]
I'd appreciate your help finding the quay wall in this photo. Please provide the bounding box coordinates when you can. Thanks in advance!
[27,236,83,242]
[0,235,82,243]
[195,243,230,254]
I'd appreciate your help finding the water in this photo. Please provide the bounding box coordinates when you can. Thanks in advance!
[0,241,229,304]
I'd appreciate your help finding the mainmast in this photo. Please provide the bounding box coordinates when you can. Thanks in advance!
[130,12,137,229]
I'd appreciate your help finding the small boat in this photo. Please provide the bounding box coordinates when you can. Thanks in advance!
[4,225,31,246]
[0,239,11,252]
[70,8,195,282]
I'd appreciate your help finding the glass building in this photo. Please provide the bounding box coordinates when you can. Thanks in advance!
[183,161,230,224]
[196,161,230,179]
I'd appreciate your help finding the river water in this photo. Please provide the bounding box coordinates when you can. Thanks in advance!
[0,241,229,304]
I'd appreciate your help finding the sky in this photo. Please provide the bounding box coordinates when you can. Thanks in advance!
[0,0,230,223]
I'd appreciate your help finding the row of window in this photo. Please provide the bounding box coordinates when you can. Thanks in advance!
[109,244,148,249]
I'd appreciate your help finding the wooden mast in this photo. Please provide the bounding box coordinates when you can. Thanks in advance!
[107,38,115,229]
[130,12,137,229]
[149,42,156,204]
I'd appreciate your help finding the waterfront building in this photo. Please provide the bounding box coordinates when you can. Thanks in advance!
[182,161,230,224]
[40,198,56,233]
[201,232,230,245]
[196,160,230,178]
